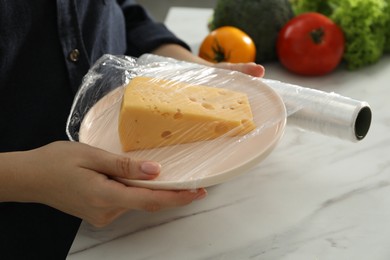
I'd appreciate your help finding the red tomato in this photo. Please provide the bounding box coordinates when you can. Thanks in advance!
[277,12,345,76]
[199,26,256,63]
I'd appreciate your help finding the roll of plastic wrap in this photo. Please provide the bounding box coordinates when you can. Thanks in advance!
[263,79,372,142]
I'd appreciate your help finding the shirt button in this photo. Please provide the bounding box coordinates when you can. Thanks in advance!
[69,49,80,62]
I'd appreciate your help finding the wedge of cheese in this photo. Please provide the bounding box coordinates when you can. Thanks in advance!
[118,76,256,151]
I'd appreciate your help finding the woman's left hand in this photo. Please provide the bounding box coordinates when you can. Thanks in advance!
[152,44,265,78]
[213,62,265,77]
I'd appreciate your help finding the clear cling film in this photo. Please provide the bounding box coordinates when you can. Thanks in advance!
[263,79,372,142]
[136,54,372,142]
[66,54,371,190]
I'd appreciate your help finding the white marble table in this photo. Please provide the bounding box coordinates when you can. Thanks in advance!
[68,7,390,260]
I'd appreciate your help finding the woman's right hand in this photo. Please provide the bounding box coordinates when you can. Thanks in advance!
[0,141,207,227]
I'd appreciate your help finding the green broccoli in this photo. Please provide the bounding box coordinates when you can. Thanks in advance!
[384,0,390,53]
[290,0,390,70]
[289,0,334,16]
[211,0,294,63]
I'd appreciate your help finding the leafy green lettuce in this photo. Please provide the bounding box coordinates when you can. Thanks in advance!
[290,0,390,70]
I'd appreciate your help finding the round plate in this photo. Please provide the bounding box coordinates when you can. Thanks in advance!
[79,70,286,190]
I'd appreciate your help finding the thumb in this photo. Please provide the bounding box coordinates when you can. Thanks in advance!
[82,146,161,180]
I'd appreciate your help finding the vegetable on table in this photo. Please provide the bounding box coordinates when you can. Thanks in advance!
[210,0,294,63]
[277,12,345,76]
[289,0,390,70]
[199,26,256,63]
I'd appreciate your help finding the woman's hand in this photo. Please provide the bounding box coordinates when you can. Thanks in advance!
[213,62,265,77]
[0,141,207,227]
[152,44,265,77]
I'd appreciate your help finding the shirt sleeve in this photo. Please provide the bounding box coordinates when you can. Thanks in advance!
[117,0,191,57]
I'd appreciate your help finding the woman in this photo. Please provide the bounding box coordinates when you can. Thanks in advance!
[0,1,264,258]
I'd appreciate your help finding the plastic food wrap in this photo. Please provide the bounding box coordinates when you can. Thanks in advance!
[263,80,372,142]
[66,54,286,190]
[136,54,372,142]
[66,54,371,190]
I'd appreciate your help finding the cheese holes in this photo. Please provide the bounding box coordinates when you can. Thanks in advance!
[161,131,172,139]
[173,110,183,119]
[214,122,229,134]
[241,119,249,125]
[202,102,215,110]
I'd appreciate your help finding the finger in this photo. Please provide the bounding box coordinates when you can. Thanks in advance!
[215,62,265,77]
[114,187,208,212]
[241,63,265,77]
[81,146,161,180]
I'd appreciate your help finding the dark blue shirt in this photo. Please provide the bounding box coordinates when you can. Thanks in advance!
[0,0,189,151]
[0,1,189,258]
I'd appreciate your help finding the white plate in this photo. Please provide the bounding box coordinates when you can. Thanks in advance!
[79,72,286,190]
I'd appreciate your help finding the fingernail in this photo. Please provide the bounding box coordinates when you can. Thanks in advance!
[194,189,207,200]
[141,161,161,175]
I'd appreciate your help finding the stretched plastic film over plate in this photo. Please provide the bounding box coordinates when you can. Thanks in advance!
[66,54,371,190]
[66,54,286,190]
[138,54,372,142]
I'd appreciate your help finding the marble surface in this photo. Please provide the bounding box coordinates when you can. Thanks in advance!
[68,7,390,260]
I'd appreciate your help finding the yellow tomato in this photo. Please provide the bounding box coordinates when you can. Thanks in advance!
[199,26,256,63]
